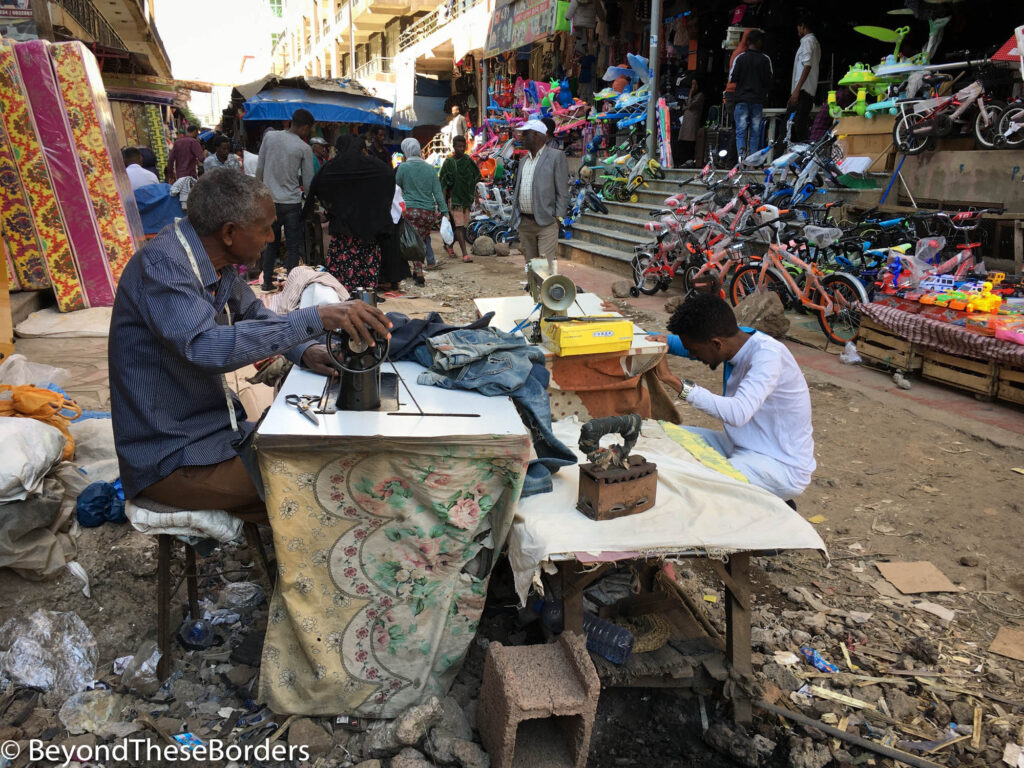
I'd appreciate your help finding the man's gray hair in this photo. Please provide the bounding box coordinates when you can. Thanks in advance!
[187,169,273,235]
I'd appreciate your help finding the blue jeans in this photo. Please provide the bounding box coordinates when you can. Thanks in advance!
[262,202,304,286]
[734,102,763,159]
[424,235,436,266]
[683,426,803,500]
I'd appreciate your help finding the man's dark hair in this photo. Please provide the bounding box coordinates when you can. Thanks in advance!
[123,147,142,165]
[667,294,740,343]
[796,14,815,31]
[452,134,467,144]
[187,124,199,134]
[291,108,315,127]
[541,117,556,136]
[188,169,273,236]
[213,135,231,149]
[747,29,765,47]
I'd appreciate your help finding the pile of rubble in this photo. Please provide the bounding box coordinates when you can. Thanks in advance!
[673,555,1024,768]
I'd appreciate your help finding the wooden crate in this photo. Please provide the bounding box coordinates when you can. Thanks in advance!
[997,365,1024,406]
[836,115,896,172]
[856,318,922,372]
[920,348,997,397]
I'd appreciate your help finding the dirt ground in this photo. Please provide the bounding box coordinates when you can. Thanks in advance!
[2,242,1023,767]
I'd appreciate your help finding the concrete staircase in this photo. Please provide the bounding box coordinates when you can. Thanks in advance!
[559,166,882,280]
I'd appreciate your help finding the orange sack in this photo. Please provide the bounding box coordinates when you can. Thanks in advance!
[0,385,82,461]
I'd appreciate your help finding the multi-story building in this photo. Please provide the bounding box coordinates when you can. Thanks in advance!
[269,0,492,126]
[27,0,172,76]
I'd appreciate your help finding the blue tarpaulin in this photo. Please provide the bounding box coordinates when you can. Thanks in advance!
[243,87,389,124]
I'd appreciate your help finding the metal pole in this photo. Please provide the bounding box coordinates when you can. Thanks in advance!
[644,0,661,160]
[348,0,356,77]
[480,58,489,135]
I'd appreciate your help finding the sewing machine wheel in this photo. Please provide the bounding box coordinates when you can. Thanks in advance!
[325,329,390,374]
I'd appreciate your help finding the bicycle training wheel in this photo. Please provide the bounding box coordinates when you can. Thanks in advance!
[816,273,867,343]
[632,253,662,295]
[997,107,1024,149]
[974,102,1005,149]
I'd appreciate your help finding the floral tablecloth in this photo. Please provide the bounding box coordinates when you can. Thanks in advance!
[256,435,529,717]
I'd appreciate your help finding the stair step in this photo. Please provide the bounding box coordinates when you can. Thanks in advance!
[558,238,634,278]
[575,212,654,236]
[565,221,647,252]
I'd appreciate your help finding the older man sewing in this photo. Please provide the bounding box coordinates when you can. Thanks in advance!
[109,169,391,521]
[656,294,815,501]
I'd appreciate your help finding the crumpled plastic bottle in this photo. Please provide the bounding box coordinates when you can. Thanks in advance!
[178,619,217,650]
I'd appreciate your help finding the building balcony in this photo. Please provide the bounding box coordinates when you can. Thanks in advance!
[397,0,483,53]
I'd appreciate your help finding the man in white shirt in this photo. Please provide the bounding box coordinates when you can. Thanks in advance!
[659,294,815,500]
[124,147,158,191]
[788,15,821,143]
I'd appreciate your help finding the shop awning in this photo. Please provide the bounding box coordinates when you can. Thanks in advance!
[242,87,390,125]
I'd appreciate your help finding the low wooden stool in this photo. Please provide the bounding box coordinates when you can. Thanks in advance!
[154,521,274,681]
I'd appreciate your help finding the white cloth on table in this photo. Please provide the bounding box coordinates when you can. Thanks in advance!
[267,265,349,313]
[507,418,827,604]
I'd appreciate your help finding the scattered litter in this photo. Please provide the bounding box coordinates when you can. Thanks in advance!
[774,651,800,666]
[59,689,140,739]
[875,561,957,594]
[809,685,872,710]
[893,371,912,390]
[703,594,718,603]
[119,639,161,694]
[912,601,956,623]
[800,647,839,673]
[1003,743,1024,768]
[990,627,1024,663]
[1011,468,1024,476]
[173,733,205,750]
[221,582,265,613]
[839,342,862,364]
[808,514,827,524]
[0,609,97,698]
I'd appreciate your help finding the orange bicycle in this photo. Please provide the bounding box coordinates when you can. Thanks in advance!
[728,212,869,343]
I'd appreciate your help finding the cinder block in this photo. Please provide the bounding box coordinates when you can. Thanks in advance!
[477,632,600,768]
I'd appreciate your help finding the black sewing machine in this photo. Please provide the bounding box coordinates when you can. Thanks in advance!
[322,290,399,412]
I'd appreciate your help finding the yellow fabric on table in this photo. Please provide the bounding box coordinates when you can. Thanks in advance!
[659,421,748,484]
[0,385,81,461]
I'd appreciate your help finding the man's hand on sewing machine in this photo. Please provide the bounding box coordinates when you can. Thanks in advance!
[317,301,393,347]
[600,299,620,313]
[646,334,668,345]
[301,345,337,377]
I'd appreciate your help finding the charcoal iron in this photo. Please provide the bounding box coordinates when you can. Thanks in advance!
[576,414,657,520]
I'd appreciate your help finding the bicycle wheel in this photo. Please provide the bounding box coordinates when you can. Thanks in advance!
[816,273,867,343]
[614,184,631,203]
[632,253,662,295]
[729,265,787,307]
[681,261,702,294]
[893,112,930,155]
[585,190,609,214]
[974,102,1005,149]
[998,107,1024,149]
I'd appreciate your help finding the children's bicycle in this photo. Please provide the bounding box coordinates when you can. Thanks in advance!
[728,216,870,343]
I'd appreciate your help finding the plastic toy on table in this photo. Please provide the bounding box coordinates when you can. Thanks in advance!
[966,282,1002,314]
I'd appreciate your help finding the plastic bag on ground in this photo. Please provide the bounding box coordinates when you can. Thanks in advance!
[59,689,141,738]
[0,418,66,502]
[118,639,161,695]
[0,609,97,699]
[0,353,70,389]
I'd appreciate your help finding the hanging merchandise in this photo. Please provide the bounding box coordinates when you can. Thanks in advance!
[657,97,673,169]
[145,105,169,182]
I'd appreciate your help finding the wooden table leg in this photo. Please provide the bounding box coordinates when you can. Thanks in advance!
[561,561,585,636]
[157,535,171,681]
[724,552,752,724]
[184,543,201,620]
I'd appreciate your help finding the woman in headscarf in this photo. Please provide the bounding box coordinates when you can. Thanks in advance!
[395,137,452,285]
[303,134,395,291]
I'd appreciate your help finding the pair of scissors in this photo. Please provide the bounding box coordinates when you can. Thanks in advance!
[285,394,320,426]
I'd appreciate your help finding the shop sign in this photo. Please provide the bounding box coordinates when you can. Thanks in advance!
[485,0,556,57]
[0,0,37,41]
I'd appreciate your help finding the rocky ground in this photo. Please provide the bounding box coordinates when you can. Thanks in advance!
[1,240,1022,768]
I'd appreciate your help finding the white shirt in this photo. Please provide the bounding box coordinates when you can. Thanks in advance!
[791,32,821,97]
[687,332,815,491]
[517,146,544,215]
[243,150,259,177]
[126,163,158,191]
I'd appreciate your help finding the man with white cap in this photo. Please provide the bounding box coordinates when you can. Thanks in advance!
[511,118,568,273]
